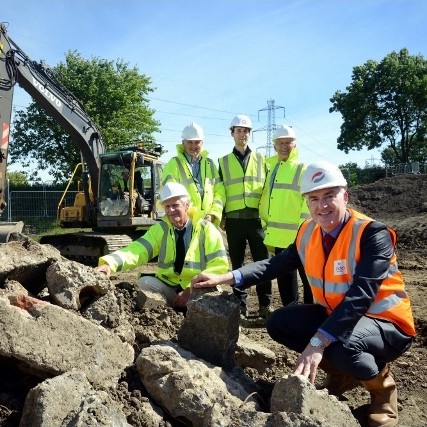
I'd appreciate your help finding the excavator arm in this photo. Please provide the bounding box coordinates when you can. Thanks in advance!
[0,22,105,216]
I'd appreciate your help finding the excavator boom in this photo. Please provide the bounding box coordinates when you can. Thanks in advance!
[0,23,163,262]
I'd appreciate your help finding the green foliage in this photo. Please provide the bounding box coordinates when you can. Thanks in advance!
[330,49,427,164]
[10,51,160,182]
[6,170,29,187]
[339,162,386,188]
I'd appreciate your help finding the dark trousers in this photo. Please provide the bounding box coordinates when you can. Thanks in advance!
[266,304,413,380]
[225,217,272,308]
[274,247,313,306]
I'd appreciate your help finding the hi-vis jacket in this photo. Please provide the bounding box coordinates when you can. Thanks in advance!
[296,209,415,337]
[161,145,225,225]
[99,217,229,290]
[259,148,310,249]
[219,151,266,213]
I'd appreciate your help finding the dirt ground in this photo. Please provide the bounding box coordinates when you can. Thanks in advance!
[114,174,427,427]
[1,174,427,427]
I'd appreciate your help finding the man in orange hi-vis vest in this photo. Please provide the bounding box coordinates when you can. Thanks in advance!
[192,160,415,427]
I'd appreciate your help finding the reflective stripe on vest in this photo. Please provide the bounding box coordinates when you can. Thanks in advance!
[271,163,304,191]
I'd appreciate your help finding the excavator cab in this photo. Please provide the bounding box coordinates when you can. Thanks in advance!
[59,146,163,231]
[97,148,162,222]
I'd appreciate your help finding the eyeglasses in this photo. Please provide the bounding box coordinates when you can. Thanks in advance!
[275,141,294,146]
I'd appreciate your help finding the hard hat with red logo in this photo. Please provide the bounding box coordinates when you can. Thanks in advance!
[273,125,296,141]
[160,182,190,203]
[181,122,204,141]
[300,161,347,194]
[229,114,253,130]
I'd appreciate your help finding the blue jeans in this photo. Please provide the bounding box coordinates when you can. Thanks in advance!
[266,304,413,380]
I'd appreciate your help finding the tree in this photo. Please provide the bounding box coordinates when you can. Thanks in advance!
[330,48,427,165]
[10,51,160,182]
[6,170,28,187]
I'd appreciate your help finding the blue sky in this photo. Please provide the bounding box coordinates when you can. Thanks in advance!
[3,0,427,180]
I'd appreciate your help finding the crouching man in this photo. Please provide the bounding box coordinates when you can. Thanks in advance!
[192,161,415,427]
[95,182,229,309]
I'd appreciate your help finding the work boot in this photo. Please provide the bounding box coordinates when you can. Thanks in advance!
[323,373,360,396]
[319,359,360,396]
[361,364,398,427]
[258,304,274,318]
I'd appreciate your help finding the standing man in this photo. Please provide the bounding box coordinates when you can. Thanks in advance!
[219,114,272,319]
[259,124,312,306]
[161,122,225,227]
[192,160,415,427]
[95,182,229,309]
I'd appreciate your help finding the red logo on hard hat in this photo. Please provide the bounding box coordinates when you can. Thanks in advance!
[311,171,325,183]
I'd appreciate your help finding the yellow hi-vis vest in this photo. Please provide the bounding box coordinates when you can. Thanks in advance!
[219,151,266,213]
[259,148,310,249]
[99,218,229,290]
[296,209,415,337]
[161,145,225,225]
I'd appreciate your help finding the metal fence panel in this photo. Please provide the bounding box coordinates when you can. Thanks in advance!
[1,191,78,235]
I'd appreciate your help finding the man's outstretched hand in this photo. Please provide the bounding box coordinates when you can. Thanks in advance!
[191,272,234,290]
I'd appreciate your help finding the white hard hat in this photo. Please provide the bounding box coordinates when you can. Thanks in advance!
[300,161,347,194]
[160,182,190,203]
[229,114,252,130]
[181,122,204,141]
[273,125,296,141]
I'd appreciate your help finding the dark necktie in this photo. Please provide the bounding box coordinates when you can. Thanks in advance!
[174,227,186,274]
[323,233,335,256]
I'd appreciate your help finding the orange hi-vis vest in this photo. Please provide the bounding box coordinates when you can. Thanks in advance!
[296,209,415,337]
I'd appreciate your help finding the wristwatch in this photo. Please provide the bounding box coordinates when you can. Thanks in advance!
[310,336,326,350]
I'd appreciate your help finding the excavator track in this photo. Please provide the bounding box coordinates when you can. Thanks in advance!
[40,231,144,266]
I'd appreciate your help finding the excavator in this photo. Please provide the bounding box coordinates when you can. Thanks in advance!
[0,23,164,265]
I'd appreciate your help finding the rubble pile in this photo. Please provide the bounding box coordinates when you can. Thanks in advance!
[0,235,359,427]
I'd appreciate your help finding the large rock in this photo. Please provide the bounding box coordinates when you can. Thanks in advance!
[270,375,359,427]
[0,292,134,387]
[136,341,259,426]
[20,371,131,427]
[178,289,239,370]
[0,238,61,294]
[46,259,113,310]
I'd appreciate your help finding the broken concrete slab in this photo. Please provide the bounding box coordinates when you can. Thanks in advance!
[20,371,131,427]
[46,259,113,310]
[135,288,168,309]
[0,238,61,294]
[178,289,240,370]
[270,375,359,427]
[0,293,134,388]
[136,340,259,426]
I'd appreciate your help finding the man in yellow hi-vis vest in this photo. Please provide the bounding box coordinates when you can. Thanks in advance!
[259,124,312,306]
[218,114,272,320]
[161,122,225,226]
[95,182,229,310]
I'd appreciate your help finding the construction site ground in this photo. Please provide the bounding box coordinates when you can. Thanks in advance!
[0,173,426,427]
[116,174,427,427]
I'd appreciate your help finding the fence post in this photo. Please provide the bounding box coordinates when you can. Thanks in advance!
[6,177,11,222]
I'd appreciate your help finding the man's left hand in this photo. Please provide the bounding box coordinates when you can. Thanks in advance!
[174,288,191,308]
[292,346,323,384]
